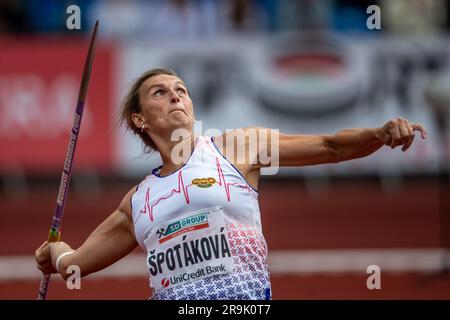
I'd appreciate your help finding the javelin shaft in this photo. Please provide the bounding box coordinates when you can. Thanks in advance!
[37,20,99,300]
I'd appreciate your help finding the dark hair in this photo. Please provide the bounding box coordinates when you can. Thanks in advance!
[118,68,180,152]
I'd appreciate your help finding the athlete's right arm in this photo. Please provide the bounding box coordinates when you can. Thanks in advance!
[35,187,139,280]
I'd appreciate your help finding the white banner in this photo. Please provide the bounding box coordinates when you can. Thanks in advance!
[113,34,448,177]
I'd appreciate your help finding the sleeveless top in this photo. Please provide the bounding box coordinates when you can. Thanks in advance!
[131,136,271,300]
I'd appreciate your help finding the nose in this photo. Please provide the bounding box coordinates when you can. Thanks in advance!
[169,90,180,103]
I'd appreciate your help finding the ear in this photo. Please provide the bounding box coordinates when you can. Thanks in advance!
[131,113,146,129]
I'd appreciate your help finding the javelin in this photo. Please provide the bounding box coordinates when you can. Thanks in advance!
[37,20,99,300]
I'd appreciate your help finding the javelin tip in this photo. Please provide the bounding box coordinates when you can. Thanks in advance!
[78,20,99,102]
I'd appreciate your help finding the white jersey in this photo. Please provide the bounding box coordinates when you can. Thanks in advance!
[131,136,271,300]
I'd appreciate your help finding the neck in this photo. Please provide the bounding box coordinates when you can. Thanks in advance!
[155,131,196,175]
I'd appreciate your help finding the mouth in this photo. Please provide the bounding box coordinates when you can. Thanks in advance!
[169,109,187,115]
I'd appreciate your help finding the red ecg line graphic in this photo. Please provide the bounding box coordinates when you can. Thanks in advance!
[215,157,253,201]
[135,157,253,223]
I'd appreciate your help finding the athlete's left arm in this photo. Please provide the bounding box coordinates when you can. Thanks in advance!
[255,117,427,167]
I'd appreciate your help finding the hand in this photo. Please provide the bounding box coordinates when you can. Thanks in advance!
[35,241,72,274]
[35,241,57,275]
[377,117,427,152]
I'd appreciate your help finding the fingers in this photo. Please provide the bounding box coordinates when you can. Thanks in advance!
[37,261,54,274]
[35,241,48,264]
[402,134,415,152]
[35,241,56,274]
[411,123,427,139]
[398,121,410,146]
[401,120,414,152]
[383,118,427,151]
[390,124,401,148]
[36,241,48,253]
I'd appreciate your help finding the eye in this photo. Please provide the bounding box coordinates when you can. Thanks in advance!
[154,89,165,96]
[176,88,186,95]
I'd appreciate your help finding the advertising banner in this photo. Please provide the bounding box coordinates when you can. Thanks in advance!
[0,39,115,172]
[115,35,444,177]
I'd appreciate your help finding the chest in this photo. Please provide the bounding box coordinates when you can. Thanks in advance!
[132,159,259,246]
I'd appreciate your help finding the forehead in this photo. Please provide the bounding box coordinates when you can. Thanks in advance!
[141,74,185,91]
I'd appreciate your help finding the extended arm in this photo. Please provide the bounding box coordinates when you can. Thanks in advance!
[35,187,139,280]
[211,118,427,190]
[261,117,427,167]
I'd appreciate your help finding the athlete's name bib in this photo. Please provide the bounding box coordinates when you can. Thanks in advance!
[144,206,235,292]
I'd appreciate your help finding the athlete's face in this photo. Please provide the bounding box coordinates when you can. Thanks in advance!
[133,74,195,135]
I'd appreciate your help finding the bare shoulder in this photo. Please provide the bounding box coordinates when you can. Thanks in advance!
[117,185,138,217]
[212,128,267,190]
[212,127,267,151]
[212,127,271,163]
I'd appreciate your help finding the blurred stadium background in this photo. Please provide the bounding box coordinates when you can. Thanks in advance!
[0,0,450,299]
